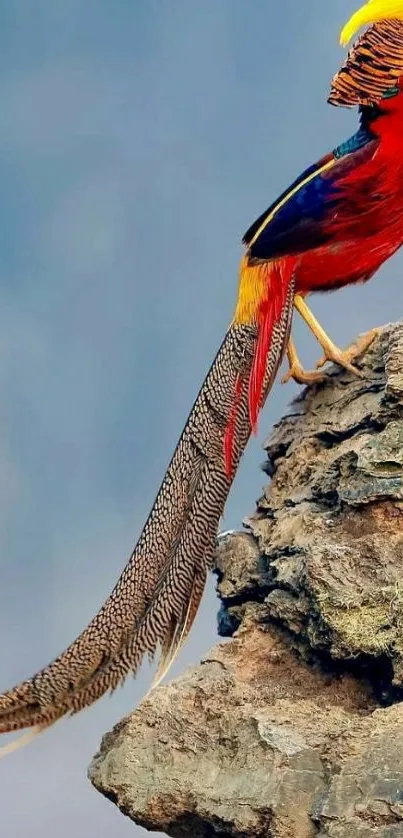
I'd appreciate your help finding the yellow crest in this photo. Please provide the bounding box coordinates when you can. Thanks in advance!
[341,0,403,46]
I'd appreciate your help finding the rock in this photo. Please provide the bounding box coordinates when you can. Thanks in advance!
[218,323,403,689]
[89,323,403,837]
[90,625,403,837]
[89,626,373,837]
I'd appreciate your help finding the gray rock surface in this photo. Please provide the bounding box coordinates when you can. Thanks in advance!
[218,323,403,685]
[89,323,403,837]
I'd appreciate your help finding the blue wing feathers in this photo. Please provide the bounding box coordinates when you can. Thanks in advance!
[247,165,340,259]
[244,125,377,261]
[242,157,332,247]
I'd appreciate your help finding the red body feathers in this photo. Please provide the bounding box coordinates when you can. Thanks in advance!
[224,86,403,477]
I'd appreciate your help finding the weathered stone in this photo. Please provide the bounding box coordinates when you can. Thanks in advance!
[215,532,266,602]
[90,627,377,838]
[218,324,403,686]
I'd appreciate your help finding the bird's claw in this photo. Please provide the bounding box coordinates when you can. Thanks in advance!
[282,364,326,386]
[314,328,380,377]
[315,352,363,377]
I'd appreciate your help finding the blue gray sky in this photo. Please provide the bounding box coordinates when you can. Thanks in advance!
[0,2,401,836]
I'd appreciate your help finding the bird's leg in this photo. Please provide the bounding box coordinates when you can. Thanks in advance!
[294,294,378,377]
[282,337,326,385]
[315,327,380,371]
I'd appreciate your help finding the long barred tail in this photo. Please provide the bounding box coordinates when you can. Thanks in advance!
[0,273,295,751]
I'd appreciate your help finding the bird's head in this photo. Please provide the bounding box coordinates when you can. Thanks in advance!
[329,2,403,107]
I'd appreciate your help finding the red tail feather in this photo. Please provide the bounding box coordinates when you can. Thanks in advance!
[223,257,296,480]
[249,260,295,432]
[249,295,273,432]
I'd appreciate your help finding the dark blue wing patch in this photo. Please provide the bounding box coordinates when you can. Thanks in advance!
[243,125,377,262]
[242,158,331,248]
[246,166,340,260]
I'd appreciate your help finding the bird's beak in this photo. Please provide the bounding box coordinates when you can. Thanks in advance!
[340,0,403,46]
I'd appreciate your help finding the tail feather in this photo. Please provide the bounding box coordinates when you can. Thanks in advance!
[223,373,244,479]
[0,268,295,750]
[147,565,207,695]
[248,259,297,432]
[0,727,47,759]
[225,257,297,465]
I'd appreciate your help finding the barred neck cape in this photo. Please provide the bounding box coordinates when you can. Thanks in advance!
[329,19,403,107]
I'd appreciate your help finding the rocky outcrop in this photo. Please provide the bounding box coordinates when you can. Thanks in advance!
[89,323,403,837]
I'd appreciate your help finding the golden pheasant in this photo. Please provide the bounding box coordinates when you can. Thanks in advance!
[1,0,403,754]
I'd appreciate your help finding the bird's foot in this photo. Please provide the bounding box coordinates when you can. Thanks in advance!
[282,337,326,385]
[282,361,325,386]
[315,327,380,375]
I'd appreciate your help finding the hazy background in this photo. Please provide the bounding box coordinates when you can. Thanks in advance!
[0,2,400,836]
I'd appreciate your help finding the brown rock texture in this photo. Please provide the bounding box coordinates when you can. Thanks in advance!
[89,323,403,837]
